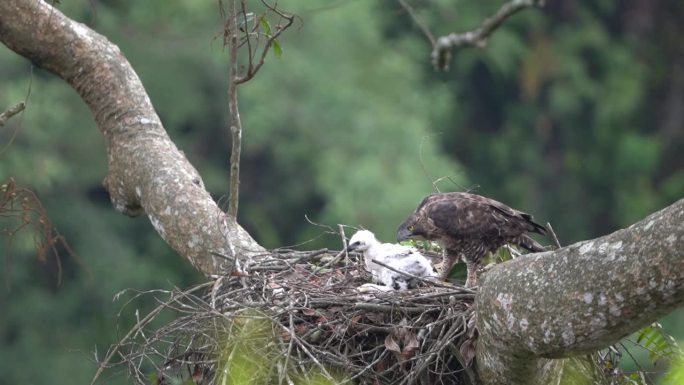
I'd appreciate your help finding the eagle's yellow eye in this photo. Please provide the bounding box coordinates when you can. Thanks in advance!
[407,225,415,231]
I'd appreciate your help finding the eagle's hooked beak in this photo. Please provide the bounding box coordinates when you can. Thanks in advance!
[396,226,412,242]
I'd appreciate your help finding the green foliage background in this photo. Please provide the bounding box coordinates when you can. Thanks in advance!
[0,0,682,384]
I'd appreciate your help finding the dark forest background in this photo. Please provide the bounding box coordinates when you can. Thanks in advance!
[1,0,682,383]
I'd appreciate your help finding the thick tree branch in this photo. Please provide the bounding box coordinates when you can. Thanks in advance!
[431,0,544,70]
[476,198,684,385]
[3,3,682,385]
[0,0,265,275]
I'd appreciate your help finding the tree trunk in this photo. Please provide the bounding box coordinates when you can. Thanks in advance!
[1,2,683,384]
[477,198,684,384]
[0,0,265,276]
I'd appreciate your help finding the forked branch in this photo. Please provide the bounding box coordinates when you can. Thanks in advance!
[432,0,543,70]
[398,0,544,70]
[223,0,294,219]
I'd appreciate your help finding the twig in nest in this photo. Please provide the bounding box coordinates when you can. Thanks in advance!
[90,282,213,385]
[111,250,476,385]
[338,224,349,267]
[371,258,474,293]
[545,222,562,249]
[313,224,354,274]
[304,214,335,233]
[209,250,235,262]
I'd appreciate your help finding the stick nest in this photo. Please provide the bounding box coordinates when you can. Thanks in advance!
[105,249,477,385]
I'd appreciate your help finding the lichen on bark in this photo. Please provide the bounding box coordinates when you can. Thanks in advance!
[0,0,265,276]
[476,199,684,385]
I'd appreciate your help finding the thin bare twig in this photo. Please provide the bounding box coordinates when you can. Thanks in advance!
[224,0,295,219]
[90,282,213,385]
[226,0,242,219]
[235,0,295,85]
[240,1,254,73]
[545,222,562,249]
[0,102,26,127]
[1,177,79,288]
[312,224,351,272]
[0,70,32,155]
[338,224,349,262]
[432,0,544,70]
[397,0,435,46]
[371,258,475,293]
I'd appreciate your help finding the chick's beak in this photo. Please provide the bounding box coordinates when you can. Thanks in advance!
[346,243,358,252]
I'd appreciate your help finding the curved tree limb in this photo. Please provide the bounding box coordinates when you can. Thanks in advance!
[0,0,265,275]
[476,198,684,385]
[431,0,544,70]
[3,2,683,384]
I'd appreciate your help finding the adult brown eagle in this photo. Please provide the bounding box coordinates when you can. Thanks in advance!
[396,192,546,288]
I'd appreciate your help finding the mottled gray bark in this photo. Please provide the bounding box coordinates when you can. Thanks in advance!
[0,0,265,275]
[2,2,684,385]
[477,198,684,385]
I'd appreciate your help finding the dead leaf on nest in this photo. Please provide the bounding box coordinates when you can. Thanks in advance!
[280,330,291,341]
[459,311,478,367]
[459,339,476,367]
[384,318,421,368]
[295,323,308,335]
[384,333,401,354]
[403,333,420,359]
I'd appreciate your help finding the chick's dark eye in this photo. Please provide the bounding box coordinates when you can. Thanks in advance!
[407,225,415,231]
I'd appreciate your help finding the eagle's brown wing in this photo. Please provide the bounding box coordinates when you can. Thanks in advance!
[422,193,545,240]
[406,192,546,286]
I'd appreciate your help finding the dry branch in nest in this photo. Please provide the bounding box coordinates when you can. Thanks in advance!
[101,249,478,385]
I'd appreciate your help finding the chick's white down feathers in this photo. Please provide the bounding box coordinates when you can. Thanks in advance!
[347,230,436,290]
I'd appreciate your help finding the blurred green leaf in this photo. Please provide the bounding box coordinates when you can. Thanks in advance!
[259,14,271,35]
[272,39,282,58]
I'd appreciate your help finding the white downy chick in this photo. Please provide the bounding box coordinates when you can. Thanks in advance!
[347,229,436,290]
